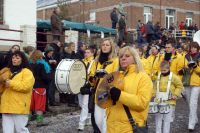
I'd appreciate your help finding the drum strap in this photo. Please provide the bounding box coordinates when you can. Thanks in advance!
[87,60,95,74]
[123,104,148,133]
[156,72,173,101]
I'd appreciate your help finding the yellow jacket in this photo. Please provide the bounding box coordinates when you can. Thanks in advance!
[160,53,184,75]
[140,57,151,75]
[90,57,119,85]
[90,58,119,103]
[107,65,153,133]
[153,73,183,105]
[83,56,94,75]
[0,68,35,114]
[181,55,200,86]
[147,53,163,81]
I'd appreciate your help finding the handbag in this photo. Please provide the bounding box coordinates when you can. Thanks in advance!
[123,105,148,133]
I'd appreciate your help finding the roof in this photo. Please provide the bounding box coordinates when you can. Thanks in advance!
[37,19,116,34]
[37,0,57,8]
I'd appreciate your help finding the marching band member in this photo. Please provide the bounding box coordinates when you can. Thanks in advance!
[136,47,151,75]
[0,51,35,133]
[107,46,152,133]
[89,38,118,133]
[161,40,184,75]
[147,45,163,82]
[180,42,200,132]
[78,48,95,131]
[154,61,183,133]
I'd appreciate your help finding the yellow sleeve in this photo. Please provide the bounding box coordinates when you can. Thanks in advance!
[9,69,35,93]
[111,58,119,72]
[193,62,200,74]
[172,74,184,97]
[119,74,153,111]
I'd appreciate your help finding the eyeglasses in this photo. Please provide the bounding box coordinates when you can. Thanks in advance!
[165,47,171,49]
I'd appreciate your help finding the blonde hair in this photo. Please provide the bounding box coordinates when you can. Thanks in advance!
[95,38,116,61]
[30,50,43,63]
[119,46,144,73]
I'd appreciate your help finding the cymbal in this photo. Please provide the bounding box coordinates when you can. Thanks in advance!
[96,71,124,109]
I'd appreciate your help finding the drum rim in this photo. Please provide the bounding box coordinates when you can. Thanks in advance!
[55,59,64,93]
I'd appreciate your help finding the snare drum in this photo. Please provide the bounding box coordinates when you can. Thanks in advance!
[149,102,158,114]
[158,102,170,114]
[55,59,87,94]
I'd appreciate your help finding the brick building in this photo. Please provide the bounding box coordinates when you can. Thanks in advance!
[37,0,200,30]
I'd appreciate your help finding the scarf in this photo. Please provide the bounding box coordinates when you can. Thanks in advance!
[36,59,51,74]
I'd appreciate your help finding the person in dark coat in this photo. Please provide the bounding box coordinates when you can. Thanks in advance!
[43,45,60,107]
[29,50,51,126]
[110,7,118,29]
[145,21,155,43]
[60,42,79,107]
[50,7,63,41]
[76,42,87,60]
[118,14,126,43]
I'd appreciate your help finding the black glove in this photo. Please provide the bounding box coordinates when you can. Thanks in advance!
[80,83,91,95]
[110,87,121,103]
[178,69,185,75]
[95,69,108,78]
[188,62,197,68]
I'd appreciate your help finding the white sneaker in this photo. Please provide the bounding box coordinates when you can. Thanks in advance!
[78,124,84,131]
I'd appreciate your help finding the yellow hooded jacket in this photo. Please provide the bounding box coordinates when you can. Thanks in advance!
[153,72,183,105]
[0,68,35,114]
[89,58,119,103]
[106,65,153,133]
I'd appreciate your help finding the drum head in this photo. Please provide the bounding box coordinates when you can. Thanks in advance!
[68,60,87,94]
[96,72,124,109]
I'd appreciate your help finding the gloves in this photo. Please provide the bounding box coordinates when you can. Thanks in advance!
[110,87,121,103]
[95,69,108,78]
[178,69,185,75]
[188,62,197,68]
[80,83,92,95]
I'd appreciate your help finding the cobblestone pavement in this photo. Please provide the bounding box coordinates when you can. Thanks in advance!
[0,98,199,133]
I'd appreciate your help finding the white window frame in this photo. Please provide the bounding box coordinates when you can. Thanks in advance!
[89,11,96,22]
[186,12,193,26]
[143,6,152,24]
[165,9,176,29]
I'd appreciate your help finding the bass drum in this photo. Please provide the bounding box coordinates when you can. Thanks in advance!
[55,59,87,94]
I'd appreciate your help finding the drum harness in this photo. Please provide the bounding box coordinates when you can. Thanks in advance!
[155,72,173,109]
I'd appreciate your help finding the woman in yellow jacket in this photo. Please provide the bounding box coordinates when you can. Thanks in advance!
[147,45,163,81]
[89,38,118,133]
[78,47,95,131]
[107,46,153,133]
[0,51,35,133]
[153,61,183,133]
[179,42,200,132]
[136,47,151,75]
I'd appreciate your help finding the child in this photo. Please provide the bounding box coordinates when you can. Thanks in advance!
[154,61,183,133]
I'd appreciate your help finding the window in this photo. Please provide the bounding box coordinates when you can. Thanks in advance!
[143,6,152,24]
[165,9,176,29]
[0,0,3,24]
[89,12,96,22]
[186,12,193,26]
